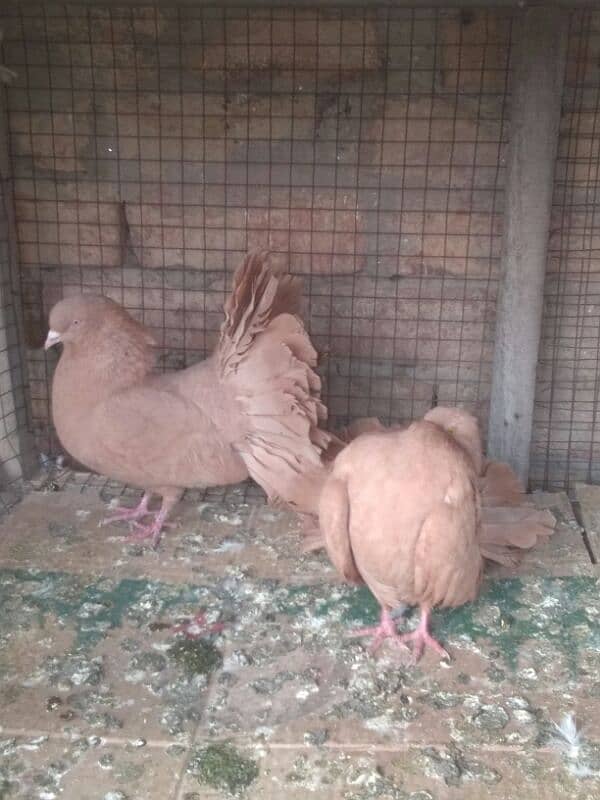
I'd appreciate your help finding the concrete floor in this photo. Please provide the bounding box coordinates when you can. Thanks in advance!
[0,474,599,799]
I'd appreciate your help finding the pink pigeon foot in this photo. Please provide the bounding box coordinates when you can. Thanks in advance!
[172,612,225,639]
[346,608,411,655]
[395,607,450,664]
[101,492,151,526]
[125,491,181,549]
[127,508,172,549]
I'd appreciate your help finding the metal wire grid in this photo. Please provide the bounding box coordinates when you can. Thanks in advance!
[34,467,266,508]
[0,178,28,511]
[0,70,36,513]
[1,4,510,471]
[531,10,600,491]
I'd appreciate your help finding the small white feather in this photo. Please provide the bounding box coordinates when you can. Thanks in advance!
[553,713,582,749]
[552,713,585,767]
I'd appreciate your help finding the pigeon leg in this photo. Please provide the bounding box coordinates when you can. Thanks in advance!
[346,607,411,655]
[395,606,449,663]
[101,492,152,526]
[128,507,170,548]
[127,489,182,548]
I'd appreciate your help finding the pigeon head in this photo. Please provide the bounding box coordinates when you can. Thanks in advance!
[423,406,483,474]
[45,295,125,350]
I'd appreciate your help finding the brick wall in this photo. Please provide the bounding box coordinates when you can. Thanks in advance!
[4,6,599,491]
[1,4,509,457]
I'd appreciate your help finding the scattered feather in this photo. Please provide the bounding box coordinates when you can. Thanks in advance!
[552,713,582,758]
[552,713,599,778]
[212,539,245,553]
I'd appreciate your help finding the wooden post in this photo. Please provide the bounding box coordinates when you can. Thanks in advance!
[487,8,568,486]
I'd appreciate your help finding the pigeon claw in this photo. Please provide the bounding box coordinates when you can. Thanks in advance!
[395,607,450,664]
[395,627,450,665]
[346,609,412,656]
[101,506,150,526]
[127,518,172,548]
[347,606,450,665]
[100,493,151,527]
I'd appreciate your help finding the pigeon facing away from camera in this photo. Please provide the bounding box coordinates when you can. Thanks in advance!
[318,407,554,663]
[305,408,554,566]
[45,251,333,546]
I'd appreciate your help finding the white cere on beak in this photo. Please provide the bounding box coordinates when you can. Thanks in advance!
[44,330,62,350]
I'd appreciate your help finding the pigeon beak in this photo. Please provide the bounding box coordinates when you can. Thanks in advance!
[44,330,62,350]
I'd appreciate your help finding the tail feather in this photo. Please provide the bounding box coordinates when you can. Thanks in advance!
[481,510,553,548]
[477,543,521,568]
[220,251,302,371]
[218,251,332,514]
[478,459,555,566]
[478,507,555,567]
[480,461,528,507]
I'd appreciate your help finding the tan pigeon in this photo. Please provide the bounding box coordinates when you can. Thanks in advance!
[306,408,554,566]
[318,407,554,662]
[45,251,333,546]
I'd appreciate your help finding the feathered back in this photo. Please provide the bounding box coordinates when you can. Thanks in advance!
[319,423,483,611]
[424,406,484,475]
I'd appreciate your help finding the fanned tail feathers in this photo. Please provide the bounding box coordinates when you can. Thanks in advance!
[218,251,333,514]
[478,460,555,566]
[219,250,302,372]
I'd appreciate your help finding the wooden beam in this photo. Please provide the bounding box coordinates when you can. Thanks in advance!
[487,7,568,486]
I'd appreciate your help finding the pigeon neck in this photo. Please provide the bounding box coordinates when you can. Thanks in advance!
[53,338,153,415]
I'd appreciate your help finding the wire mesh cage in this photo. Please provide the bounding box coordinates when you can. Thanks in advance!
[0,67,36,513]
[0,3,598,505]
[531,9,600,490]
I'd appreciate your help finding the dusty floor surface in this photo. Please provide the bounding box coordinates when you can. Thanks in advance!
[0,473,599,800]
